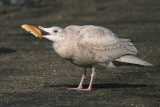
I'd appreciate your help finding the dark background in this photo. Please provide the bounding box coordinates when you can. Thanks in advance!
[0,0,160,106]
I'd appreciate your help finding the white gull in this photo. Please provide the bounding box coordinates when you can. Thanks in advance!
[38,25,153,91]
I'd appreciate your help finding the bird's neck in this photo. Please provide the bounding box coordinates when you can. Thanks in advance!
[52,42,73,59]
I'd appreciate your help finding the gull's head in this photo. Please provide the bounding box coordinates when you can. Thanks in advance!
[38,26,65,42]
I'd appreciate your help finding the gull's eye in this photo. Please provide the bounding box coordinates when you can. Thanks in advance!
[54,30,58,33]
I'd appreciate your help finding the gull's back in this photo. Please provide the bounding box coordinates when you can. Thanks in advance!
[63,25,138,67]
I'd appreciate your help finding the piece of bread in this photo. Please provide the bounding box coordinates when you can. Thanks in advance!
[21,24,42,41]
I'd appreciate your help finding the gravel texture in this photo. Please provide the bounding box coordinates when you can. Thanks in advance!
[0,0,160,106]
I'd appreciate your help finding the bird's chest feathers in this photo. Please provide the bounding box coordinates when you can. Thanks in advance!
[53,42,72,59]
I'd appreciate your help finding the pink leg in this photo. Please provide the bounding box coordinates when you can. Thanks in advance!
[67,68,86,90]
[77,67,95,91]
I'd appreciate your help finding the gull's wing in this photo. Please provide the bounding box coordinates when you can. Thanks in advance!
[77,26,137,62]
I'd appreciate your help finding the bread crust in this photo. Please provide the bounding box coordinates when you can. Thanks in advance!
[21,24,42,41]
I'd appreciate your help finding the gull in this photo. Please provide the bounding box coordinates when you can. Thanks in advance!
[38,25,153,91]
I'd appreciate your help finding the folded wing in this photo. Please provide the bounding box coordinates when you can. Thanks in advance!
[77,26,138,62]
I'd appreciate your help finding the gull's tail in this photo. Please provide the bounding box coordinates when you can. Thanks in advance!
[115,55,153,66]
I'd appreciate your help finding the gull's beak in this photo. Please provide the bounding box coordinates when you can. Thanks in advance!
[38,26,52,37]
[38,26,55,41]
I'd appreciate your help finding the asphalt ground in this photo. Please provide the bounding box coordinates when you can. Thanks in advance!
[0,0,160,106]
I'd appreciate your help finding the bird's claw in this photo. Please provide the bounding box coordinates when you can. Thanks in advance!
[67,87,91,91]
[67,87,83,91]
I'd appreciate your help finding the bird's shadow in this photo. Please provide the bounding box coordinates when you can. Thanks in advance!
[43,83,155,89]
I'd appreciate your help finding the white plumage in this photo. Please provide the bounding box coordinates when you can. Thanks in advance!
[38,25,153,91]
